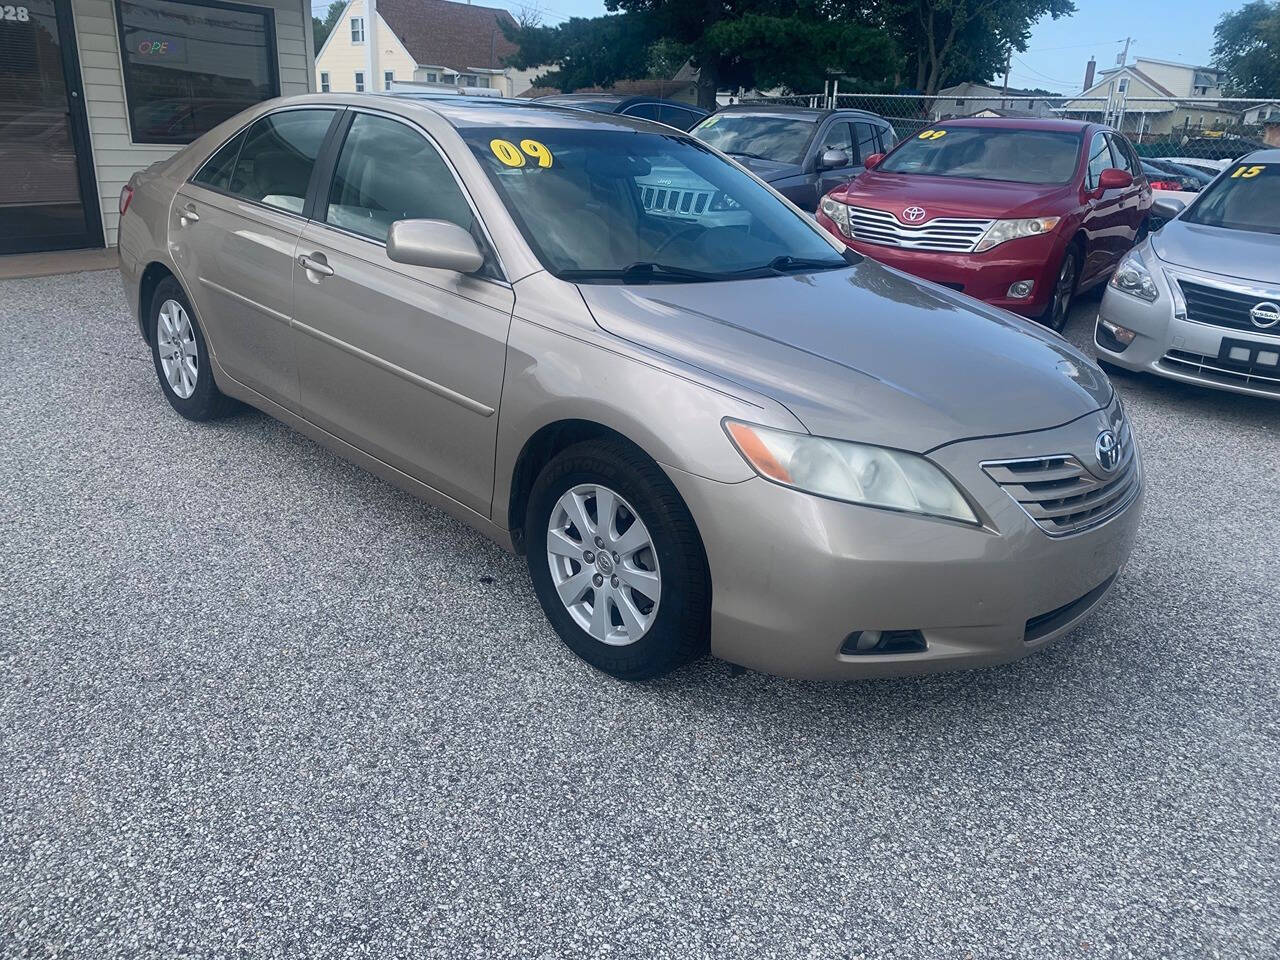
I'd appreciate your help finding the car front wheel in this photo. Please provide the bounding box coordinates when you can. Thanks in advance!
[525,438,710,680]
[1040,247,1079,333]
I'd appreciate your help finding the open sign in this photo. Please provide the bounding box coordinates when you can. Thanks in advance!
[136,37,181,56]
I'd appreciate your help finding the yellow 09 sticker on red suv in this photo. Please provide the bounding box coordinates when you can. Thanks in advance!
[917,129,947,140]
[490,138,554,168]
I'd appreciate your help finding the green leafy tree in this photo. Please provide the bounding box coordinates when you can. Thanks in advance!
[1214,1,1280,98]
[313,0,345,52]
[880,0,1076,95]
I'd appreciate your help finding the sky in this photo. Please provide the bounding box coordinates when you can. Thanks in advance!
[311,0,1236,96]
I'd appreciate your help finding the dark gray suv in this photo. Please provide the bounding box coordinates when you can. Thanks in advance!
[691,105,896,211]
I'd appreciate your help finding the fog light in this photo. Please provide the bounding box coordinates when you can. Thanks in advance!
[840,629,927,656]
[1007,280,1034,299]
[1096,317,1138,353]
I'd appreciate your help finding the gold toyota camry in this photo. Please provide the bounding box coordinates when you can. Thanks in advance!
[118,94,1143,681]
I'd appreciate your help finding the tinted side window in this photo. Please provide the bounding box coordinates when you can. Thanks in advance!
[325,113,475,244]
[660,106,702,131]
[821,121,853,159]
[192,129,246,190]
[621,102,662,122]
[1086,132,1111,190]
[878,123,898,152]
[1107,134,1137,176]
[227,110,335,213]
[852,121,879,163]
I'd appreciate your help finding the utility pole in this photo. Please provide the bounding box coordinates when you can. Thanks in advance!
[1116,36,1132,67]
[1001,48,1011,109]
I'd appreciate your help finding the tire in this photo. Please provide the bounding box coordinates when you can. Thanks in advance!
[1039,246,1079,333]
[525,438,711,681]
[148,277,236,421]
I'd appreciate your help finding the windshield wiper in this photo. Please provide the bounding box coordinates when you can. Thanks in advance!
[725,150,776,162]
[559,261,721,284]
[760,254,849,273]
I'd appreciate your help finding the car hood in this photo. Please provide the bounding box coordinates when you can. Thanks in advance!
[726,156,804,182]
[833,171,1073,220]
[578,260,1112,452]
[1151,218,1279,284]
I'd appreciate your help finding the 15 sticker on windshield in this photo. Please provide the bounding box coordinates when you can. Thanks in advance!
[490,138,554,168]
[917,129,947,140]
[1230,164,1268,178]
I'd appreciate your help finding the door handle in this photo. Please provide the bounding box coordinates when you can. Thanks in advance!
[179,204,199,225]
[298,253,334,278]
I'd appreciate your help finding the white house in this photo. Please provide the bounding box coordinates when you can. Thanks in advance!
[929,82,1058,120]
[314,0,539,97]
[1058,57,1236,137]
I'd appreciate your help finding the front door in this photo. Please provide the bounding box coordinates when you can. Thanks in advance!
[0,0,102,253]
[814,120,860,208]
[291,111,514,516]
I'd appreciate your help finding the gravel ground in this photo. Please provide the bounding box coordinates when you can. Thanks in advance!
[1,270,1278,960]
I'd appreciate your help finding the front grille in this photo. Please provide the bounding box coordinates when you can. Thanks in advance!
[982,419,1138,536]
[1178,280,1280,332]
[638,184,713,217]
[846,205,993,253]
[1159,349,1280,396]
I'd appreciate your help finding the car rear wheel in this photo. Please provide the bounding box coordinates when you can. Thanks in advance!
[525,438,710,680]
[1040,247,1079,333]
[149,277,236,421]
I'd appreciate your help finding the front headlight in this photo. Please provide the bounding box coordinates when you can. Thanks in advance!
[1109,248,1158,302]
[724,420,979,525]
[973,217,1061,253]
[819,196,852,237]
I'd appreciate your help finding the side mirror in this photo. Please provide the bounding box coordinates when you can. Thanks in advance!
[1151,196,1186,222]
[1096,168,1134,192]
[387,219,484,274]
[863,152,885,170]
[819,148,850,170]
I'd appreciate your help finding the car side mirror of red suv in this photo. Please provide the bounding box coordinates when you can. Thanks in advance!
[863,152,885,170]
[1095,168,1133,193]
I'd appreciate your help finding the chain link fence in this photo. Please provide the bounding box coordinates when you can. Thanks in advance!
[730,92,1280,165]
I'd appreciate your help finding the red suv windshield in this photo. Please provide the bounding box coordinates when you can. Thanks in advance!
[879,128,1082,185]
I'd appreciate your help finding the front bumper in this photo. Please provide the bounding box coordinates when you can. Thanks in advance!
[1096,262,1280,400]
[815,211,1063,316]
[665,401,1142,680]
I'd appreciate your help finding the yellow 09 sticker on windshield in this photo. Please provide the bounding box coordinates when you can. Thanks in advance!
[490,137,554,168]
[918,129,947,140]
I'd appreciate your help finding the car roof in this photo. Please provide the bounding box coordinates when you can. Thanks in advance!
[1242,147,1280,163]
[534,93,704,111]
[710,104,884,122]
[375,93,682,131]
[934,117,1094,134]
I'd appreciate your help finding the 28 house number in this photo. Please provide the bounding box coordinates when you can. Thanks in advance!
[2,6,32,20]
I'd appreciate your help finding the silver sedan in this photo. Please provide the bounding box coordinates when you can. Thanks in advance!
[1097,150,1280,399]
[118,94,1142,680]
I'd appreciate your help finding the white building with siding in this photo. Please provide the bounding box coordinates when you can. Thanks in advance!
[1,0,315,254]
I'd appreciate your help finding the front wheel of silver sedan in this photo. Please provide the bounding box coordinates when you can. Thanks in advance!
[525,438,711,680]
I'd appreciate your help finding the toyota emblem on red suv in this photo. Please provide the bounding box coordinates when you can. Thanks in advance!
[902,206,927,223]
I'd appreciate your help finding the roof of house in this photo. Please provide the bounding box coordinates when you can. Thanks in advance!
[377,0,518,71]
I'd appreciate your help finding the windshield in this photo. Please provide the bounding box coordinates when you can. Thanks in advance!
[878,127,1082,184]
[692,114,817,166]
[461,127,850,282]
[1182,161,1280,235]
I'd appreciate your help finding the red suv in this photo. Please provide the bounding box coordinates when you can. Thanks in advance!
[815,119,1152,330]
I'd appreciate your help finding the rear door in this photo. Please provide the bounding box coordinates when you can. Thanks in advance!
[171,107,340,406]
[1107,133,1148,241]
[290,110,514,515]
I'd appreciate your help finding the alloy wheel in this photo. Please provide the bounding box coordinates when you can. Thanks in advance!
[156,298,199,399]
[545,483,661,646]
[1051,254,1076,331]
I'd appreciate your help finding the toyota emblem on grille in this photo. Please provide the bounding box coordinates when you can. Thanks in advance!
[1249,301,1280,329]
[1095,429,1121,473]
[902,206,927,223]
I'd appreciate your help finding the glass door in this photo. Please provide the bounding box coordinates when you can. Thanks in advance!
[0,0,103,253]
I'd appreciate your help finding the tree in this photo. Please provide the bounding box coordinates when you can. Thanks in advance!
[313,0,345,52]
[1214,1,1280,98]
[881,0,1076,95]
[504,1,893,109]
